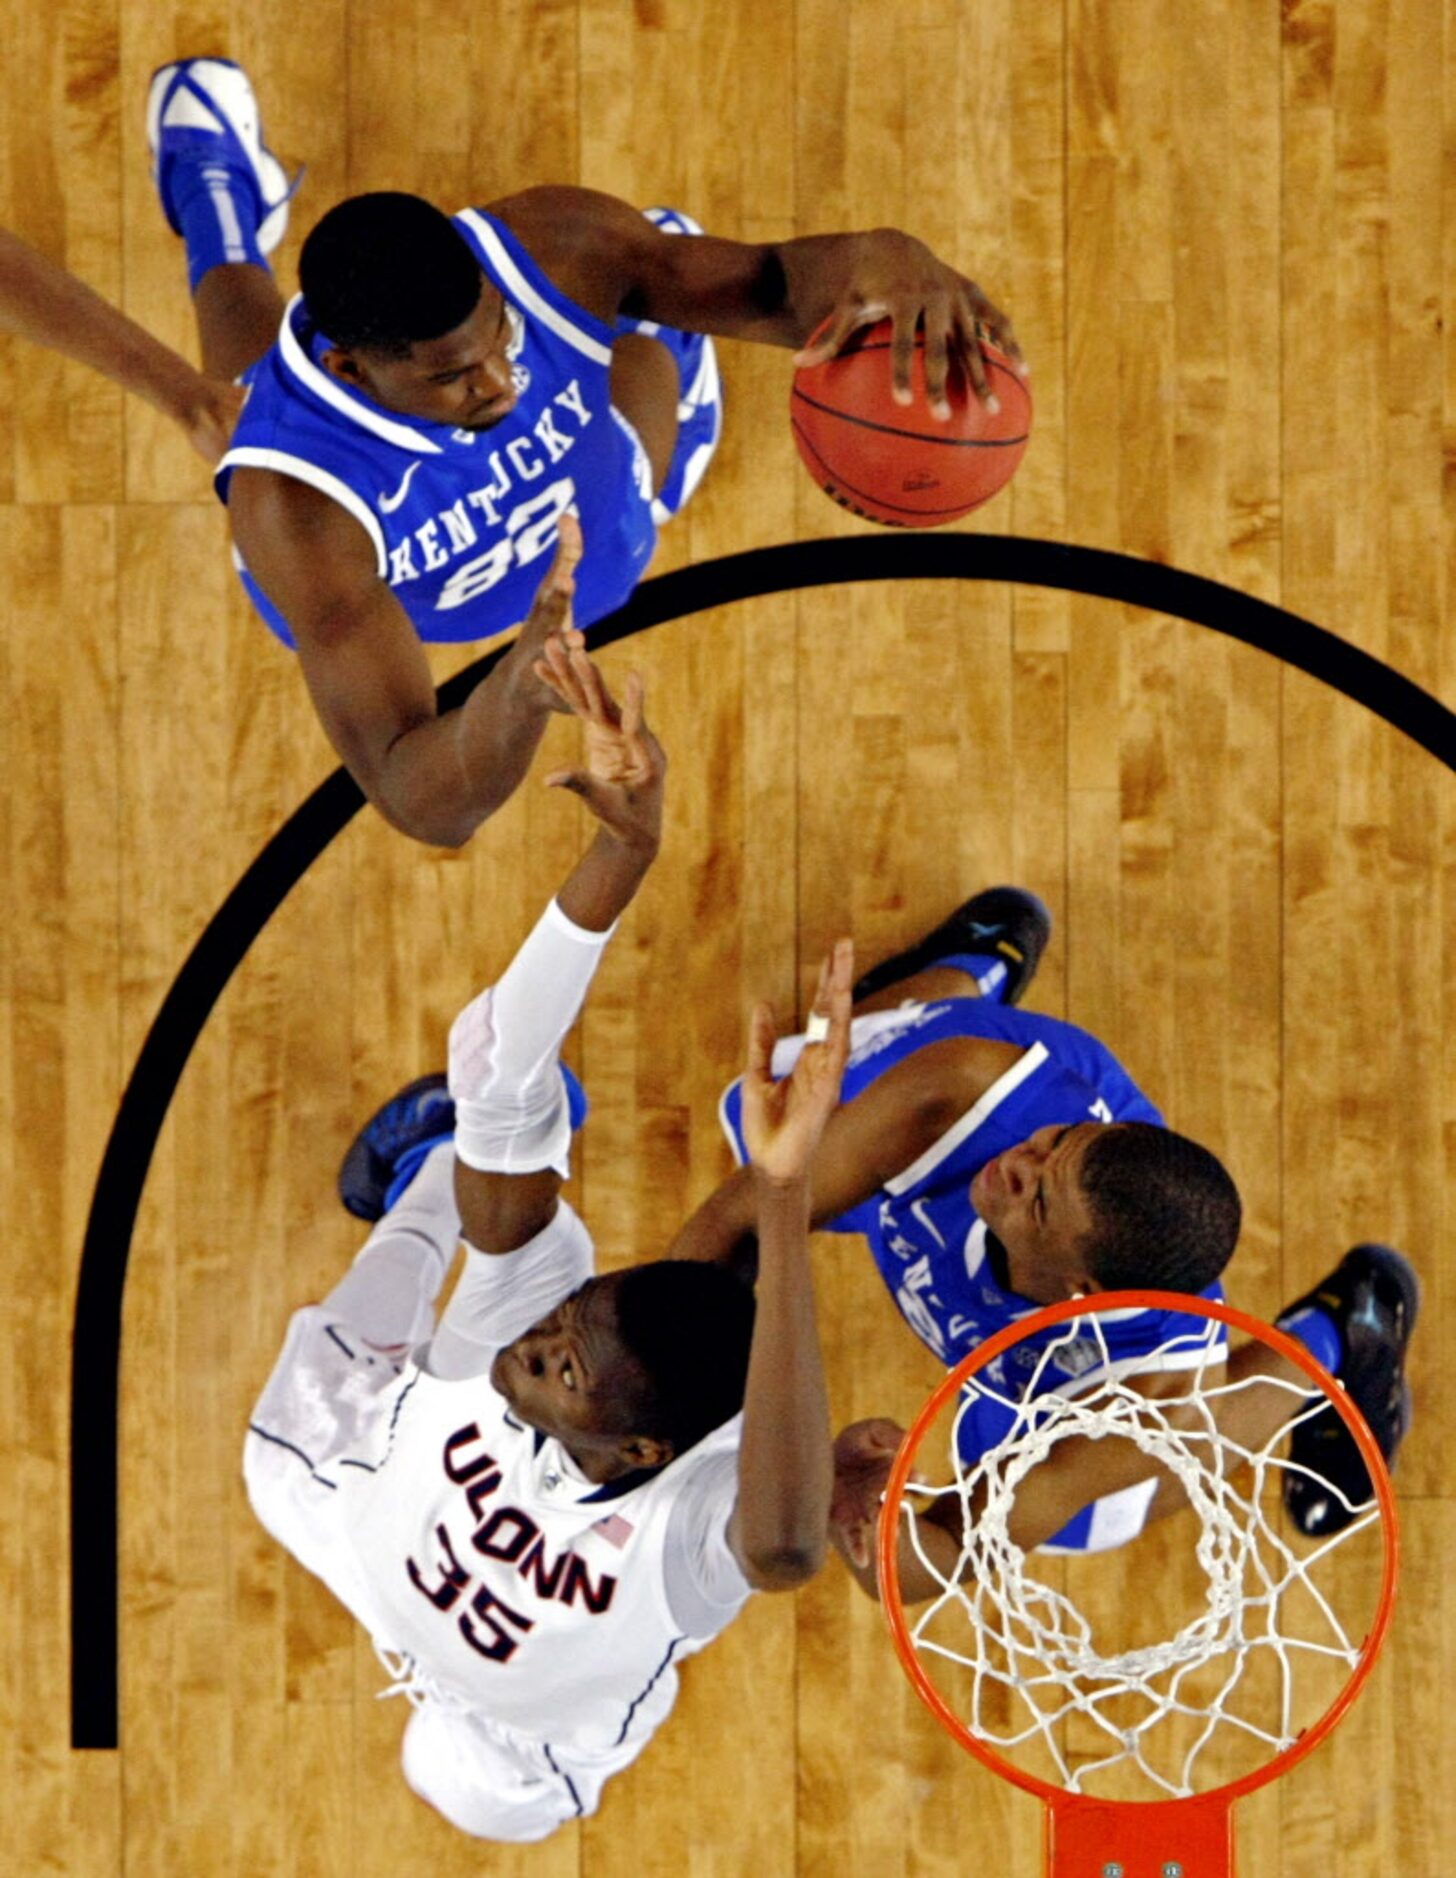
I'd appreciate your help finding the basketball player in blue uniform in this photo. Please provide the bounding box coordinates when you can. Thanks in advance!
[145,57,1024,847]
[667,887,1420,1570]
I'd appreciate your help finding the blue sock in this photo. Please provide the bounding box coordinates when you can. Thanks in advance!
[1276,1303,1344,1375]
[383,1132,455,1212]
[172,159,267,293]
[937,950,1011,1003]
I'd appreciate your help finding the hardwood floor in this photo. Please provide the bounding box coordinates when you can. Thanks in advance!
[1,0,1450,1869]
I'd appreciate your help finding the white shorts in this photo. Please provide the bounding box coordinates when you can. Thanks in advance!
[400,1692,661,1842]
[244,1301,664,1843]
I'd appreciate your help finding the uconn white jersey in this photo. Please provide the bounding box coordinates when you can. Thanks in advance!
[245,1201,749,1755]
[218,210,657,649]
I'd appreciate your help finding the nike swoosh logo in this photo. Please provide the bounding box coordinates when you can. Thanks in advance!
[378,459,422,514]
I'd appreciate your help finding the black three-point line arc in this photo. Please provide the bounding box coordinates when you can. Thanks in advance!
[71,533,1456,1747]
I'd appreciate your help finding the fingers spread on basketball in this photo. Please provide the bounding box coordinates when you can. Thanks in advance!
[790,318,1032,527]
[963,282,1026,379]
[918,292,957,419]
[791,301,889,371]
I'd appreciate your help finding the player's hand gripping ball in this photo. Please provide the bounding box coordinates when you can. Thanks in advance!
[790,320,1031,527]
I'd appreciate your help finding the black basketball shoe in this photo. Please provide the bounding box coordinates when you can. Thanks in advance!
[1280,1243,1420,1537]
[338,1073,455,1223]
[852,885,1053,1008]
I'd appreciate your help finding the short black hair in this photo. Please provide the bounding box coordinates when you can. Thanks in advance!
[613,1261,756,1456]
[298,192,483,356]
[1078,1122,1241,1295]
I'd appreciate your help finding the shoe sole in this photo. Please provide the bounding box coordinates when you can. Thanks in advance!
[338,1073,453,1222]
[852,884,1053,1007]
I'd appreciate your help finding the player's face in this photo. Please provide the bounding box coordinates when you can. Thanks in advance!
[489,1275,656,1461]
[970,1121,1103,1302]
[336,282,520,429]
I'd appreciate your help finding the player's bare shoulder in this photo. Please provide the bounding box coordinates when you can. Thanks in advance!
[227,463,381,630]
[487,184,654,323]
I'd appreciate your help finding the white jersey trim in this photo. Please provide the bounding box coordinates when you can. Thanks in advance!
[276,294,445,454]
[220,445,390,580]
[884,1042,1052,1196]
[456,211,615,366]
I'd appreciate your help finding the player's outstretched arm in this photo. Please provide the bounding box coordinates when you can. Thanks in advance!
[668,1032,1026,1269]
[726,941,852,1593]
[829,1361,1238,1604]
[0,224,243,463]
[230,474,587,847]
[452,650,665,1255]
[498,185,1022,415]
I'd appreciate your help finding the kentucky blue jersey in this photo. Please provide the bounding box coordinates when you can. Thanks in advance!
[217,209,657,649]
[720,998,1226,1551]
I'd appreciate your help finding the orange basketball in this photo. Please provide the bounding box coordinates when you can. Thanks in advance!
[790,322,1031,527]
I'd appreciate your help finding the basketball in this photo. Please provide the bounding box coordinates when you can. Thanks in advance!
[790,322,1031,527]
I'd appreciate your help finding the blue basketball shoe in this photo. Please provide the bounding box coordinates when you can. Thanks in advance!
[339,1068,591,1221]
[1280,1243,1419,1537]
[146,58,296,256]
[617,208,724,523]
[852,885,1054,1008]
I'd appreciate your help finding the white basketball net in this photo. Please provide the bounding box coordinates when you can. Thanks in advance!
[898,1310,1384,1800]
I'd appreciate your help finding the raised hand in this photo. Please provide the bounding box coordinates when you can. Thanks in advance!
[514,511,586,709]
[791,230,1024,417]
[828,1418,909,1571]
[741,939,854,1186]
[533,638,665,854]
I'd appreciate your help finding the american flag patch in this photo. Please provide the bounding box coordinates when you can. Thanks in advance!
[590,1513,635,1548]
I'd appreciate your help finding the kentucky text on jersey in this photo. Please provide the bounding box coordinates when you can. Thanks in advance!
[381,380,594,592]
[217,209,657,648]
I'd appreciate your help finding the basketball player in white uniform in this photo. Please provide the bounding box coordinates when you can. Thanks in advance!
[245,639,854,1841]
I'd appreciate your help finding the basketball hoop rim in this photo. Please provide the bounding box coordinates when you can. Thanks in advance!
[877,1287,1401,1813]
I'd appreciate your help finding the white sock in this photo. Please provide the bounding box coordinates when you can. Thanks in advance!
[448,897,614,1177]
